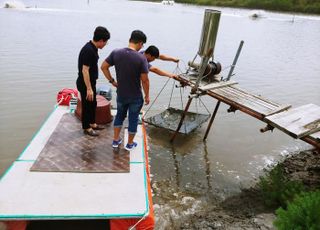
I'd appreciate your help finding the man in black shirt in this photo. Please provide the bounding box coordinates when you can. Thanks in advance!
[77,26,110,136]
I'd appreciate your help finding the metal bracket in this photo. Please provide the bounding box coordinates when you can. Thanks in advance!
[260,124,274,133]
[227,106,237,113]
[189,94,200,99]
[189,90,206,98]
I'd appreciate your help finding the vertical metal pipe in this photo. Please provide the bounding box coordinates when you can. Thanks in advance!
[170,97,193,142]
[194,56,210,89]
[226,40,244,81]
[203,100,221,141]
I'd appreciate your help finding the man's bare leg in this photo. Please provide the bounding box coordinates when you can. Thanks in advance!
[128,133,135,145]
[114,127,121,141]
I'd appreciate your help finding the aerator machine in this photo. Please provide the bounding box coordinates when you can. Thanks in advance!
[144,9,243,139]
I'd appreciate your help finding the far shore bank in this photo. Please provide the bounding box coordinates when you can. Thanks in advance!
[136,0,320,15]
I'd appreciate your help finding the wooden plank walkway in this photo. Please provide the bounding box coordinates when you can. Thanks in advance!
[199,80,238,91]
[264,104,320,139]
[174,75,320,149]
[211,85,291,117]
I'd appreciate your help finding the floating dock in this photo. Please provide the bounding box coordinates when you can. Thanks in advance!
[0,106,154,229]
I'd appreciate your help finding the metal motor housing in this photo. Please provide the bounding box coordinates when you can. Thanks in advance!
[198,9,221,58]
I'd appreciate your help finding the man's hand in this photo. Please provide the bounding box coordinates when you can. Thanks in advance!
[144,95,150,105]
[173,58,179,63]
[141,73,149,105]
[86,88,94,101]
[170,74,178,79]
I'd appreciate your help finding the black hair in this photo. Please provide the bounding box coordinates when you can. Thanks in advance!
[93,26,110,42]
[129,30,147,44]
[145,45,159,58]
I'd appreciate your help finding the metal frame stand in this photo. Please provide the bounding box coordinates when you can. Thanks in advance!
[203,101,221,141]
[203,40,244,141]
[170,40,244,143]
[170,97,193,142]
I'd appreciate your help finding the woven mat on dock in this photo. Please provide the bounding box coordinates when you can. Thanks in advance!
[31,113,129,173]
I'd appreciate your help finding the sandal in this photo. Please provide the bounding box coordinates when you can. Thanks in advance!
[84,129,99,136]
[91,124,105,130]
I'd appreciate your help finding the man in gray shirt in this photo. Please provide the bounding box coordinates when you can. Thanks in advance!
[101,30,149,151]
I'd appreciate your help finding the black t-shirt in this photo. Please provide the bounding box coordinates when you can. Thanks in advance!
[77,41,99,86]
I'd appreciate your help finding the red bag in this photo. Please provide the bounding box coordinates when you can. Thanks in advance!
[56,88,78,106]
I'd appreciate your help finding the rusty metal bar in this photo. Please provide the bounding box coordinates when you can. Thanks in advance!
[203,100,221,141]
[170,97,193,142]
[301,136,320,150]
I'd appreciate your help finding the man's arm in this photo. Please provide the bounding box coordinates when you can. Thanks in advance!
[159,54,179,63]
[82,65,94,101]
[140,73,150,105]
[150,66,177,79]
[101,60,117,87]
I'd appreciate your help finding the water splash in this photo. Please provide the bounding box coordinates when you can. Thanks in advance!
[248,10,266,19]
[3,0,26,9]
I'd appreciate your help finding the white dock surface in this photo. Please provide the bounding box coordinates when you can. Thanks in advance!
[0,106,149,220]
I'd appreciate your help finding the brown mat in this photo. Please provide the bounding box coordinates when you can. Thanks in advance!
[31,113,129,173]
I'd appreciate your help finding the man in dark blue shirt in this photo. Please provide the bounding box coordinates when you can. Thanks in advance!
[77,26,110,136]
[101,30,149,151]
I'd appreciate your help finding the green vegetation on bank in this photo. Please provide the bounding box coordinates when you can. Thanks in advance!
[150,0,320,14]
[257,163,320,229]
[274,191,320,230]
[257,165,305,209]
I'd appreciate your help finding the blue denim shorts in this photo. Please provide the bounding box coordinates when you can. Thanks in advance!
[114,96,143,134]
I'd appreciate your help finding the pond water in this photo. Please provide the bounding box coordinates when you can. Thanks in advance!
[0,0,319,228]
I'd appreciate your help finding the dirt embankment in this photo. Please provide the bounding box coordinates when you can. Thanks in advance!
[181,149,320,230]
